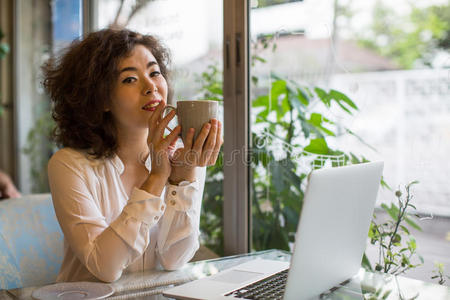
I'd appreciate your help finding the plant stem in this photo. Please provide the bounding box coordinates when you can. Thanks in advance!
[384,195,406,273]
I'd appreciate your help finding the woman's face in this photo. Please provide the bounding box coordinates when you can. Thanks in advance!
[109,45,168,132]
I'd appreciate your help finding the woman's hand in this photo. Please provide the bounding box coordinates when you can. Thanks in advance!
[169,119,223,184]
[142,101,181,195]
[0,171,21,199]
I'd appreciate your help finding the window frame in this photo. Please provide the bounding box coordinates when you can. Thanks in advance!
[223,0,250,255]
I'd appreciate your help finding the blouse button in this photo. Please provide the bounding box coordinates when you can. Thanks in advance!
[154,215,159,221]
[171,190,177,196]
[160,204,165,211]
[170,200,176,206]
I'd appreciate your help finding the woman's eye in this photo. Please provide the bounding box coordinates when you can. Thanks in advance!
[150,71,160,77]
[122,77,136,84]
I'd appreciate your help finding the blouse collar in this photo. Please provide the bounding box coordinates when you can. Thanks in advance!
[111,153,152,175]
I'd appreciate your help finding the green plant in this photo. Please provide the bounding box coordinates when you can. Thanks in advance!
[0,28,10,116]
[195,54,372,255]
[249,73,370,251]
[23,109,55,192]
[431,262,450,285]
[0,30,9,59]
[363,181,424,275]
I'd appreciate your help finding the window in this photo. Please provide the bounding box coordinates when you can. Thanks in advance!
[15,0,82,193]
[249,0,450,280]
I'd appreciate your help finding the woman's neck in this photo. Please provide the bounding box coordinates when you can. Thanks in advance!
[115,128,148,166]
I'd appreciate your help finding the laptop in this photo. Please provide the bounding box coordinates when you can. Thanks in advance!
[163,161,384,300]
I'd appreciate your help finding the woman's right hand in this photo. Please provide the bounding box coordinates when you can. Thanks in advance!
[146,101,181,183]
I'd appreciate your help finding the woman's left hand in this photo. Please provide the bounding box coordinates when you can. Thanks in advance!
[169,119,223,184]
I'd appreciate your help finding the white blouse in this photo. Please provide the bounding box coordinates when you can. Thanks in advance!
[47,148,205,282]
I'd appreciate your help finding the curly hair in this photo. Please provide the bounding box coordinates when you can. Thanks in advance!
[43,29,172,158]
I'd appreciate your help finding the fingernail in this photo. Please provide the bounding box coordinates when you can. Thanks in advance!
[206,123,211,129]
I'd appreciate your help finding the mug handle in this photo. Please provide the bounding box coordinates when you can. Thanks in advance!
[161,105,177,133]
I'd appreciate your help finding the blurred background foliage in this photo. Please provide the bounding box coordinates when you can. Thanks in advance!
[0,28,10,116]
[356,1,450,68]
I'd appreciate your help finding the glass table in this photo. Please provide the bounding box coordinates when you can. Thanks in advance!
[4,249,450,299]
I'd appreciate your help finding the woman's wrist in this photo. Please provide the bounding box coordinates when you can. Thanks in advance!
[140,173,168,196]
[168,167,196,185]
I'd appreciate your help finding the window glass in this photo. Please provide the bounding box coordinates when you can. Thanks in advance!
[17,0,82,193]
[97,0,225,256]
[249,0,449,279]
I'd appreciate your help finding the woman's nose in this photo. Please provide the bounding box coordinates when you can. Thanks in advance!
[143,80,157,95]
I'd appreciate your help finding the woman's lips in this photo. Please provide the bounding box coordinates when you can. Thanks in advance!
[142,100,161,111]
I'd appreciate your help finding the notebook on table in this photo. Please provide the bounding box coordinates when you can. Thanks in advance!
[163,161,384,300]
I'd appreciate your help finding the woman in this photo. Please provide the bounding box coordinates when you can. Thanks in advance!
[45,29,222,282]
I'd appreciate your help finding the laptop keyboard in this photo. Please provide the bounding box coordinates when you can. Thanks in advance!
[224,269,289,299]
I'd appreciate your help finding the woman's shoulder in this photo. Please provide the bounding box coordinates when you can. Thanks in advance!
[50,147,89,162]
[48,148,102,172]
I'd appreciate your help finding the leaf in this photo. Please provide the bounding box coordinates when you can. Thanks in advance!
[281,96,290,116]
[207,86,223,95]
[405,216,422,231]
[308,113,335,136]
[252,55,267,63]
[0,43,9,56]
[408,237,417,250]
[381,203,398,221]
[253,95,269,107]
[296,87,310,106]
[400,225,410,235]
[313,87,330,106]
[406,180,420,188]
[251,75,259,86]
[361,253,373,271]
[304,138,329,155]
[401,254,410,266]
[270,161,286,192]
[329,89,358,110]
[392,234,401,244]
[408,203,417,210]
[381,290,392,299]
[345,129,378,153]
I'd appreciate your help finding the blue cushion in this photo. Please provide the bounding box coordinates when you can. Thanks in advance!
[0,234,22,289]
[0,194,63,289]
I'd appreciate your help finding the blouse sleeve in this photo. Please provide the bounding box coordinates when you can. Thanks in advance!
[156,166,206,270]
[48,151,165,282]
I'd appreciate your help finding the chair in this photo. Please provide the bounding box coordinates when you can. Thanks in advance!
[0,194,63,290]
